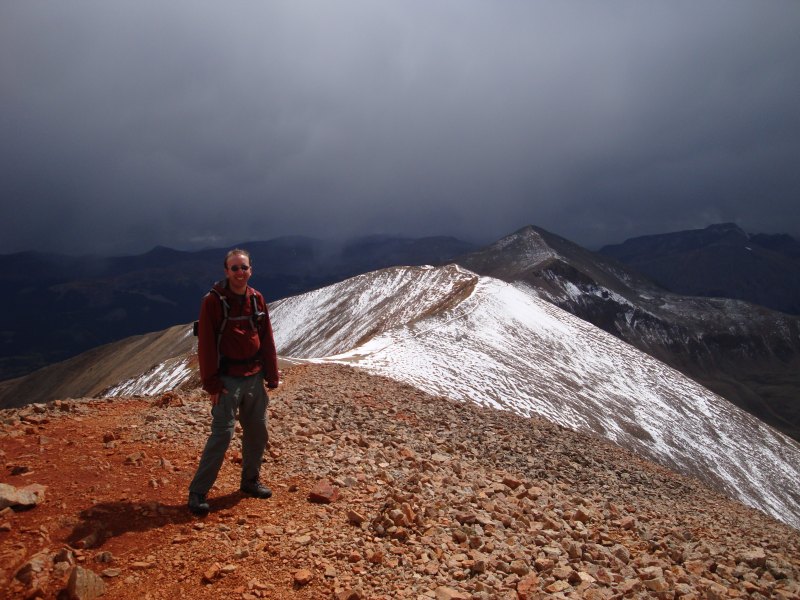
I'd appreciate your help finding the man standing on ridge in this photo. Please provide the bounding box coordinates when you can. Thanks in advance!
[188,248,279,516]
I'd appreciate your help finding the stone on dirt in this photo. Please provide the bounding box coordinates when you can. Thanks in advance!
[0,482,46,510]
[293,568,314,586]
[308,479,339,504]
[67,565,106,600]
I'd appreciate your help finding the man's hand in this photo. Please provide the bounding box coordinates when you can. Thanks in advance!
[210,389,228,406]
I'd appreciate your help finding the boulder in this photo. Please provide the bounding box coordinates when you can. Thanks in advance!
[0,483,47,510]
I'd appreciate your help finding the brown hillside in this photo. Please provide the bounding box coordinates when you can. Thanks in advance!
[1,363,798,599]
[0,325,196,410]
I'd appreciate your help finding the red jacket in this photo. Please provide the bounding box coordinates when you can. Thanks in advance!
[196,281,279,394]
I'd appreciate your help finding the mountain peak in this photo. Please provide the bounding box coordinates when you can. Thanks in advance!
[602,223,749,255]
[459,225,559,275]
[705,222,746,235]
[496,224,548,245]
[702,222,749,245]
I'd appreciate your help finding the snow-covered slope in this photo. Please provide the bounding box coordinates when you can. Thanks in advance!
[271,265,800,530]
[271,264,478,358]
[457,225,800,443]
[103,354,194,397]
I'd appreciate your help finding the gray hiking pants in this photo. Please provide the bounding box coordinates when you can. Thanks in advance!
[189,372,269,496]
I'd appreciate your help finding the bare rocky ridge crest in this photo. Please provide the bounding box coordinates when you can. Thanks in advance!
[2,363,799,599]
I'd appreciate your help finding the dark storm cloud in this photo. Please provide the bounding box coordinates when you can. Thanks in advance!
[2,1,799,255]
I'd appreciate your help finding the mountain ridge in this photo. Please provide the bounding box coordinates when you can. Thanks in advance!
[266,264,800,530]
[455,225,800,441]
[0,324,196,408]
[598,223,800,315]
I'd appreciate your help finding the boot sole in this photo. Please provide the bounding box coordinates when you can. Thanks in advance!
[240,489,272,499]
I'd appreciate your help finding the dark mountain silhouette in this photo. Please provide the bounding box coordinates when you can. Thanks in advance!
[455,225,800,442]
[0,236,476,380]
[598,223,800,315]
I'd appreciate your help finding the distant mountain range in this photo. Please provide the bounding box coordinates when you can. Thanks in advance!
[0,235,475,380]
[2,223,799,443]
[599,223,800,315]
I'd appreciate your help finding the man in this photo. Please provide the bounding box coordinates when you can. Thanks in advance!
[188,248,279,516]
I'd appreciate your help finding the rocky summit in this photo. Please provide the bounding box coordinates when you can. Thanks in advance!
[1,363,799,599]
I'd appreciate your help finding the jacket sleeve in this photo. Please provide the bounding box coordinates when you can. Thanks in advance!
[258,295,280,388]
[197,293,224,394]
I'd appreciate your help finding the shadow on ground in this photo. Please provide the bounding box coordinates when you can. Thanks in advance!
[66,492,242,549]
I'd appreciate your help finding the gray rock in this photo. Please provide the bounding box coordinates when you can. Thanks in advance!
[67,566,106,599]
[0,482,46,510]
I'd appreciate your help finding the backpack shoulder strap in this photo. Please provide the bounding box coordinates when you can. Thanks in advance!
[251,290,269,332]
[210,288,230,368]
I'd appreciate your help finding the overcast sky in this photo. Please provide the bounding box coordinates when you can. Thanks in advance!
[2,1,799,255]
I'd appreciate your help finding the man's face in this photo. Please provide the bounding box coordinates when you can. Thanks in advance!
[225,253,252,291]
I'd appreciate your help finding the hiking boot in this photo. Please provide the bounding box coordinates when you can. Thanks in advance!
[240,481,272,499]
[188,492,210,516]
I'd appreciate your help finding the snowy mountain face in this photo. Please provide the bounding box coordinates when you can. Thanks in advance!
[270,264,800,530]
[456,226,800,443]
[103,354,194,397]
[270,265,478,358]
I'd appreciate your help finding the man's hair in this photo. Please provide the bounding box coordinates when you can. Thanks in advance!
[224,248,252,269]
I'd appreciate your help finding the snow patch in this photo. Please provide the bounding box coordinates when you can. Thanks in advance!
[104,356,194,397]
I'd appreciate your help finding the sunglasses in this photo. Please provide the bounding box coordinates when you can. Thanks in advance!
[228,265,250,272]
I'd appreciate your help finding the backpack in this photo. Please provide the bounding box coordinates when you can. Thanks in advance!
[192,287,266,368]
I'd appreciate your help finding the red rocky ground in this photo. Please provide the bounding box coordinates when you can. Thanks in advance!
[1,363,799,599]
